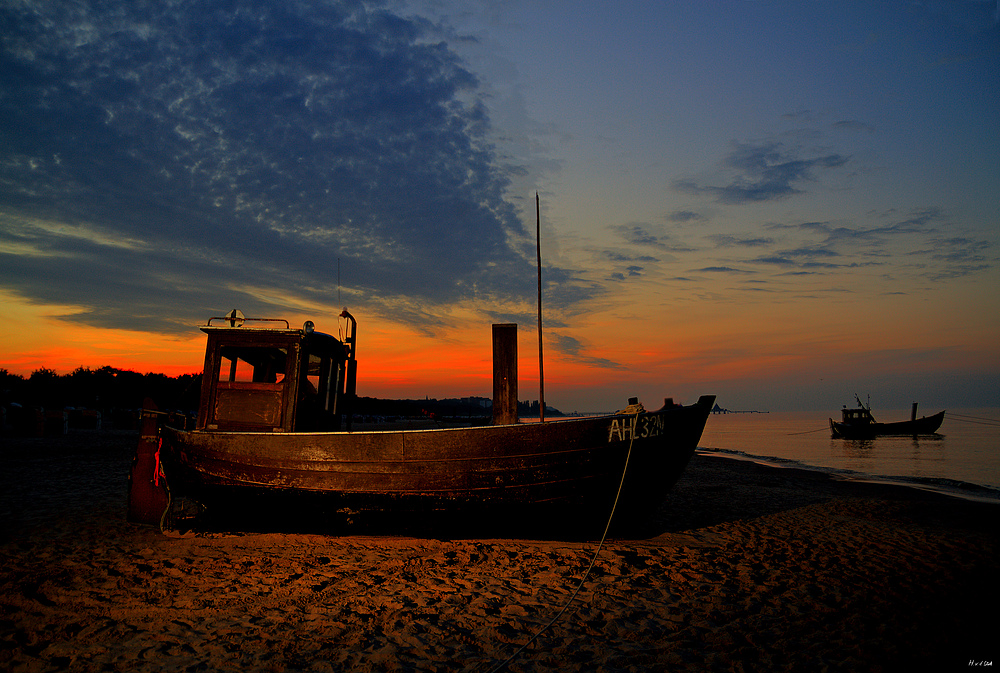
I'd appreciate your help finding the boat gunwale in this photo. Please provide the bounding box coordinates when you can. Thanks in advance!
[164,411,636,438]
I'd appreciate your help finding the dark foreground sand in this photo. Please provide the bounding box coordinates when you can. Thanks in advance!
[1,431,997,672]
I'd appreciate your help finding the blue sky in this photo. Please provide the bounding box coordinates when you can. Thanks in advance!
[2,1,998,411]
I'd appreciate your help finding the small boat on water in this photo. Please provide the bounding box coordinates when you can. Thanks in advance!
[829,395,944,439]
[128,309,714,533]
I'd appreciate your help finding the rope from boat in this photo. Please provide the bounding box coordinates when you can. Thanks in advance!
[787,427,830,435]
[485,412,641,673]
[158,475,173,534]
[152,433,173,533]
[948,413,1000,427]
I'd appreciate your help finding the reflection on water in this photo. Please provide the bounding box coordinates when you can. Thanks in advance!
[838,438,876,458]
[833,434,948,482]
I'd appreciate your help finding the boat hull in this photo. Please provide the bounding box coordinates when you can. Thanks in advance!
[158,395,714,531]
[829,410,945,439]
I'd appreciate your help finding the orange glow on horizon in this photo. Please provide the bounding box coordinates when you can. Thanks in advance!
[3,338,205,378]
[4,288,996,411]
[1,291,204,377]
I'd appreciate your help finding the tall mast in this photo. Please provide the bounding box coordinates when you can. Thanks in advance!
[536,192,545,422]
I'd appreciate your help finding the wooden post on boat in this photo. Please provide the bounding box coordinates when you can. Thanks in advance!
[492,323,518,425]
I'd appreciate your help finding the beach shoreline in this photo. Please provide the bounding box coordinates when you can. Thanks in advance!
[2,431,997,671]
[696,447,1000,505]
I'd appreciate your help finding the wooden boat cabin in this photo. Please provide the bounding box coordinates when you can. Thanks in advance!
[197,309,357,433]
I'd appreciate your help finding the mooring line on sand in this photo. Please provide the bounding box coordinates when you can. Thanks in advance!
[483,413,640,673]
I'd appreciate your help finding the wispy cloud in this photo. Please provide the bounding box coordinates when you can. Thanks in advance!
[674,141,849,204]
[608,266,644,281]
[831,120,876,133]
[604,251,660,263]
[743,210,994,279]
[694,266,756,274]
[667,210,706,223]
[911,235,994,280]
[707,234,774,248]
[549,333,624,370]
[610,223,695,251]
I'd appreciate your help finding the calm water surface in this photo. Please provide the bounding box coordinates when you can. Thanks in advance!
[697,408,1000,500]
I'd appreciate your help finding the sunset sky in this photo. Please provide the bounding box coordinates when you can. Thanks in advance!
[2,1,998,412]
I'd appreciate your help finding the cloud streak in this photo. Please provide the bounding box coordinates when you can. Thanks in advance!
[737,210,996,279]
[674,141,849,204]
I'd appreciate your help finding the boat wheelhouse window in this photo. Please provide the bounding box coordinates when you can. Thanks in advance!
[297,350,342,430]
[219,346,288,384]
[206,344,293,431]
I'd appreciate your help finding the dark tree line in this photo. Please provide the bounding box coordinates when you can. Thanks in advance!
[0,366,560,428]
[0,367,202,414]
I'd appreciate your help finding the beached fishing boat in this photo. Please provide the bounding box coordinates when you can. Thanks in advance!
[127,310,714,531]
[829,396,944,439]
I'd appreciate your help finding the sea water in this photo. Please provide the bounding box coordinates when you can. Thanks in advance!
[697,408,1000,501]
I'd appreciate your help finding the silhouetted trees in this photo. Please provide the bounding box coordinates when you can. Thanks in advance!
[0,366,560,435]
[1,366,201,415]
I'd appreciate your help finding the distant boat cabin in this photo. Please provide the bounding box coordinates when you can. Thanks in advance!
[840,407,875,425]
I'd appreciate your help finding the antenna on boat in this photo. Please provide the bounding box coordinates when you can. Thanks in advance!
[536,192,545,423]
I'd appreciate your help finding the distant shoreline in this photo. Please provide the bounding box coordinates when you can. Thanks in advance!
[697,447,1000,504]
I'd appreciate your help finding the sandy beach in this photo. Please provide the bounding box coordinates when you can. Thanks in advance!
[1,431,997,672]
